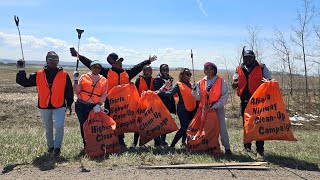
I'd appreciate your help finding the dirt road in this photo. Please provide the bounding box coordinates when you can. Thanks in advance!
[1,165,320,180]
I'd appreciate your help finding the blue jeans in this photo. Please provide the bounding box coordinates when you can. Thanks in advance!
[75,101,95,147]
[39,107,66,149]
[170,108,194,147]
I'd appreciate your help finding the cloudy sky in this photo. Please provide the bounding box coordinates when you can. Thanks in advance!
[0,0,319,70]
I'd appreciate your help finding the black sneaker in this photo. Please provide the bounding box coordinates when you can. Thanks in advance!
[168,146,175,153]
[48,147,54,154]
[162,142,169,147]
[53,148,61,157]
[119,143,127,151]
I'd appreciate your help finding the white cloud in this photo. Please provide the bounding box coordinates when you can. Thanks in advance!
[0,32,71,48]
[0,31,240,70]
[196,0,208,17]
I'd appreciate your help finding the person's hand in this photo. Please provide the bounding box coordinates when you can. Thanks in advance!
[73,71,80,84]
[66,105,72,116]
[104,109,109,115]
[16,59,25,71]
[93,104,101,113]
[70,47,78,57]
[192,82,199,91]
[149,55,157,62]
[262,77,269,83]
[231,81,238,89]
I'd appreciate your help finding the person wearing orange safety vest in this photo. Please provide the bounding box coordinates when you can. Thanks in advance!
[192,62,232,156]
[16,51,74,157]
[131,65,154,148]
[158,68,197,149]
[70,47,157,148]
[232,49,272,161]
[73,60,108,149]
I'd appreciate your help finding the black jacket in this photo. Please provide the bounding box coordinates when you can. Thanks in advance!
[16,66,74,109]
[79,55,151,82]
[154,73,176,114]
[78,55,152,111]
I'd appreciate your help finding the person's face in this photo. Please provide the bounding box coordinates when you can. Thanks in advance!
[160,66,169,78]
[181,70,192,83]
[90,64,102,75]
[46,57,59,69]
[204,65,215,77]
[112,61,122,70]
[143,67,152,78]
[243,55,254,66]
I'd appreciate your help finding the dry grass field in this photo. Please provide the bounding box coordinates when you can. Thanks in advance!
[0,64,319,179]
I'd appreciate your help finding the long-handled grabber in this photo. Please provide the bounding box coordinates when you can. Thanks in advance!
[75,29,84,71]
[14,15,25,69]
[191,49,195,83]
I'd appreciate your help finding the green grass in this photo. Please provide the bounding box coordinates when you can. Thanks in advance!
[0,64,319,172]
[1,120,319,171]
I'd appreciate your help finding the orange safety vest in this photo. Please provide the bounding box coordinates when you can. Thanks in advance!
[138,76,154,95]
[177,82,196,111]
[107,69,129,92]
[236,64,262,96]
[79,74,107,104]
[199,76,222,108]
[36,69,67,108]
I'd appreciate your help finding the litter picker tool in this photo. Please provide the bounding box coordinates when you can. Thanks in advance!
[75,29,84,71]
[239,46,246,66]
[191,49,195,83]
[14,15,25,69]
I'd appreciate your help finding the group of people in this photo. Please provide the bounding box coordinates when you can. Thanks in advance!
[16,48,271,161]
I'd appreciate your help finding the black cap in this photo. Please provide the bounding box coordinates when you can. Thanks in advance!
[107,52,124,65]
[46,51,59,61]
[243,50,255,57]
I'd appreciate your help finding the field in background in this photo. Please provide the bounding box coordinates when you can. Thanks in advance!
[0,65,319,172]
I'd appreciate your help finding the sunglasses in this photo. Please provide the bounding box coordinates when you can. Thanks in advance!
[47,58,59,62]
[184,73,192,77]
[161,68,169,71]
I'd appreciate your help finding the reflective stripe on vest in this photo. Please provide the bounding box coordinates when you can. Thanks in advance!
[177,82,196,111]
[107,69,129,92]
[79,74,107,104]
[138,77,154,95]
[237,64,262,96]
[36,69,67,108]
[199,76,222,108]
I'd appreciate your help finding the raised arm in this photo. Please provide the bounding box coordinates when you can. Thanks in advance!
[158,83,179,97]
[127,55,157,80]
[16,70,37,87]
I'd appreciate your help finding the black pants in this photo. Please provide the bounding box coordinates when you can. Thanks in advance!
[75,101,95,147]
[133,133,161,147]
[104,97,126,146]
[241,101,264,153]
[171,108,194,147]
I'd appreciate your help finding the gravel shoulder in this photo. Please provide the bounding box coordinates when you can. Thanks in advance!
[1,165,320,180]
